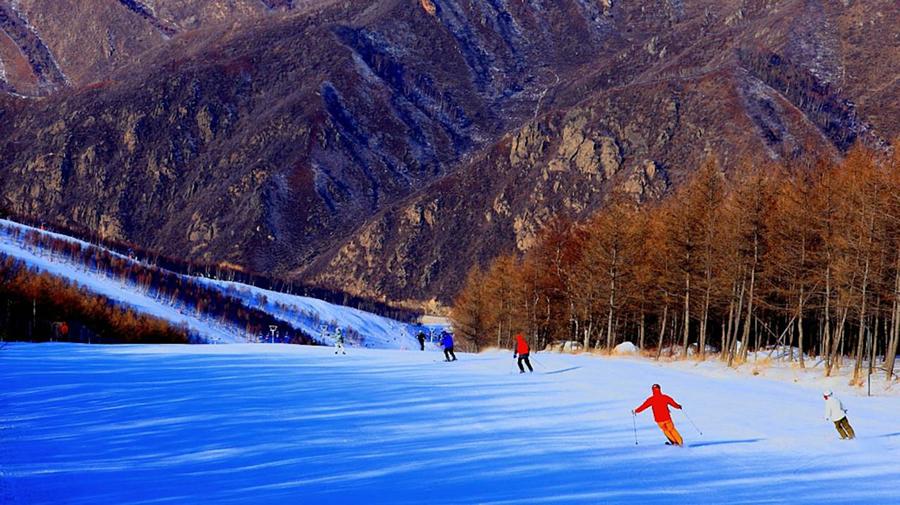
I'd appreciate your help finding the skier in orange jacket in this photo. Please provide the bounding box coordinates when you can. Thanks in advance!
[633,384,684,446]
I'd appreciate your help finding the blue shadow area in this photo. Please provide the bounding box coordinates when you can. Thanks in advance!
[3,345,899,505]
[543,366,582,375]
[688,438,763,448]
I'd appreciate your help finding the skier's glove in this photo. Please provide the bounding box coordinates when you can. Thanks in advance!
[513,354,517,359]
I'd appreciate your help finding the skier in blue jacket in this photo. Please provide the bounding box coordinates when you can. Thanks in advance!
[440,331,457,362]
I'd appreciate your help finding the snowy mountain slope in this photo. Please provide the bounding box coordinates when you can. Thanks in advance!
[0,219,435,348]
[2,344,898,504]
[196,278,441,350]
[0,222,243,343]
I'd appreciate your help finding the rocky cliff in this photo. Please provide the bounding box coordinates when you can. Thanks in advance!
[1,0,897,304]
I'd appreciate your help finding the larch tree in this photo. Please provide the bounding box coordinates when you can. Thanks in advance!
[446,143,898,385]
[660,184,700,357]
[626,206,656,352]
[483,254,526,350]
[692,159,726,359]
[883,144,900,380]
[722,162,776,365]
[450,265,491,350]
[580,195,637,351]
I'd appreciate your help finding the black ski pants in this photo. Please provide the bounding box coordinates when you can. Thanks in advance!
[444,347,457,361]
[518,353,533,373]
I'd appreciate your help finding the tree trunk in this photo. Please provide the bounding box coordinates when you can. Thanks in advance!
[824,265,832,370]
[583,314,592,351]
[721,320,726,356]
[869,316,878,385]
[853,255,871,382]
[740,265,756,363]
[700,282,711,360]
[753,316,761,359]
[682,272,691,358]
[827,307,849,377]
[570,301,577,345]
[670,313,680,358]
[656,299,669,360]
[605,279,616,350]
[728,278,746,367]
[887,269,900,380]
[639,308,646,352]
[723,283,736,363]
[786,314,795,362]
[797,287,806,368]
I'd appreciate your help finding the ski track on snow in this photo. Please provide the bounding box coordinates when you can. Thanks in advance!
[1,344,898,504]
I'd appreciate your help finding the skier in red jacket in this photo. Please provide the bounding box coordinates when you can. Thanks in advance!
[513,334,533,373]
[633,384,684,446]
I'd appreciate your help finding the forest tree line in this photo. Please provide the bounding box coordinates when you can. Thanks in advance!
[451,146,900,383]
[0,228,315,345]
[0,210,422,322]
[0,255,190,344]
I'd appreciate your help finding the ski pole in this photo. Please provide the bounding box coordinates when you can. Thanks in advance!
[632,412,639,445]
[681,408,703,436]
[530,353,547,370]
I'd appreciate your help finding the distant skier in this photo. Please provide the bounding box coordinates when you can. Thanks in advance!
[334,328,346,355]
[417,331,427,351]
[440,330,457,362]
[824,390,855,440]
[513,333,533,373]
[633,384,684,446]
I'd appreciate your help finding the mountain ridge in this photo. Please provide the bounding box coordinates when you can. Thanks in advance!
[1,0,897,305]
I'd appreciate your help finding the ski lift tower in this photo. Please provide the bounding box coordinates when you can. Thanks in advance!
[268,325,278,344]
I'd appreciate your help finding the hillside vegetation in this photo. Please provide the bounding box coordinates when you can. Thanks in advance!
[453,145,900,383]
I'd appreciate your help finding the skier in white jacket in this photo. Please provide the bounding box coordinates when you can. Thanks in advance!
[334,328,347,355]
[823,390,855,440]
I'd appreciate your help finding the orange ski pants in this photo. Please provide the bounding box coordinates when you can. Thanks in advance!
[657,420,683,446]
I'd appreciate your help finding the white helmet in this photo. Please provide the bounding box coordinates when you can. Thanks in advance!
[823,389,833,397]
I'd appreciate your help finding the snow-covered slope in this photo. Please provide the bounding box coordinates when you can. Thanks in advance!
[197,279,439,350]
[2,343,898,504]
[0,222,243,343]
[0,219,436,348]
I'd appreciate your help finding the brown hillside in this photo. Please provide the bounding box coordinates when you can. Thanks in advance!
[1,0,897,304]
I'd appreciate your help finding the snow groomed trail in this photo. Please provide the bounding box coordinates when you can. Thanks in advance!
[2,344,898,504]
